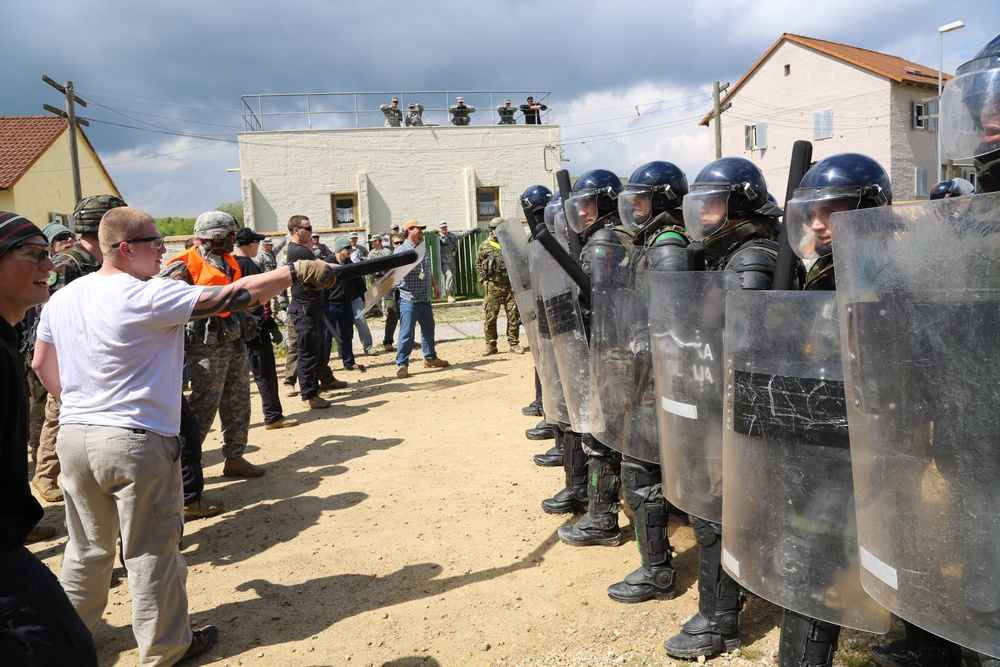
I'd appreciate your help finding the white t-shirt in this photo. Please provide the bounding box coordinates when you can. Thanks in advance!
[37,272,202,437]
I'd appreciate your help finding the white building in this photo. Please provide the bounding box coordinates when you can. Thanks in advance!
[701,34,960,202]
[237,124,561,234]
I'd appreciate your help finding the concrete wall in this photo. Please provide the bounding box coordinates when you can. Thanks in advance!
[2,126,119,230]
[238,125,562,234]
[716,41,933,203]
[889,84,942,201]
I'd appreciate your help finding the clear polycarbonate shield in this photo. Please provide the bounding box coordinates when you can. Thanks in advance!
[530,246,570,425]
[564,191,605,234]
[721,290,890,633]
[498,219,568,425]
[941,67,1000,161]
[360,243,426,316]
[589,235,659,463]
[496,218,536,348]
[682,186,730,241]
[646,270,739,522]
[535,246,591,433]
[835,192,1000,657]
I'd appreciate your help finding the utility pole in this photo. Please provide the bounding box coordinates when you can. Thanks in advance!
[42,75,89,205]
[711,81,731,159]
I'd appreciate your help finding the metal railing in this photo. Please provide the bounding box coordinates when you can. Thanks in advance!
[241,90,552,132]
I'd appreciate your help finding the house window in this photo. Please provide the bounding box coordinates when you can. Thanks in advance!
[915,167,930,198]
[744,123,767,150]
[813,110,833,140]
[331,193,358,227]
[912,101,926,130]
[927,99,939,133]
[960,166,978,189]
[784,64,791,77]
[477,187,500,220]
[49,212,70,228]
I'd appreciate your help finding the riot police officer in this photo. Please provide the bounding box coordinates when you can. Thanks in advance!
[602,162,690,602]
[929,178,975,200]
[764,153,893,667]
[655,157,781,658]
[551,170,630,547]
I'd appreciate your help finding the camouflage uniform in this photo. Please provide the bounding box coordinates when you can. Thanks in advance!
[161,248,253,462]
[255,247,278,272]
[380,103,403,128]
[405,103,425,127]
[449,101,476,126]
[33,243,103,496]
[476,230,520,352]
[497,103,517,125]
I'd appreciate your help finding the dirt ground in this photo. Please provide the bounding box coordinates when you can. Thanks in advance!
[28,314,897,667]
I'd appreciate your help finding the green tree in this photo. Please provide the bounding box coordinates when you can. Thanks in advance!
[216,202,245,226]
[155,216,195,237]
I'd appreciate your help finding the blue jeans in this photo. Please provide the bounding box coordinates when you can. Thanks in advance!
[324,301,356,368]
[396,299,437,367]
[351,297,374,351]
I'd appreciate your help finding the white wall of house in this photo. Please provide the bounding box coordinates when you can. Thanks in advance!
[238,125,561,234]
[714,41,938,203]
[889,84,942,201]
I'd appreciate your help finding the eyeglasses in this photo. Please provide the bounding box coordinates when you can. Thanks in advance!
[9,242,51,263]
[53,232,74,243]
[392,241,403,246]
[113,236,165,249]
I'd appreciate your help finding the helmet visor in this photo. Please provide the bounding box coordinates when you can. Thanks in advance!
[941,68,1000,160]
[784,187,862,260]
[618,189,654,232]
[682,186,730,241]
[564,191,602,233]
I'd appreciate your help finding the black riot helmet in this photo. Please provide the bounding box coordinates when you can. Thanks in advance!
[941,34,1000,163]
[929,178,976,200]
[618,161,687,231]
[520,184,553,216]
[682,157,768,241]
[564,169,622,233]
[784,153,891,260]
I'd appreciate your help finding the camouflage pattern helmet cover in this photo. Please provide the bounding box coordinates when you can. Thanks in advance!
[194,210,239,240]
[72,194,127,234]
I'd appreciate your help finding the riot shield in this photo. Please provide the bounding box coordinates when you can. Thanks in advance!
[721,290,889,633]
[834,192,1000,657]
[496,219,538,354]
[646,271,739,523]
[535,244,591,433]
[528,242,570,425]
[589,235,659,463]
[359,243,426,316]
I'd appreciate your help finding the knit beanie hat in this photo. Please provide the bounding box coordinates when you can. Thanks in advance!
[0,212,44,260]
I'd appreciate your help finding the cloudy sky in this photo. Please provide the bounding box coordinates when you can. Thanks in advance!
[3,0,998,217]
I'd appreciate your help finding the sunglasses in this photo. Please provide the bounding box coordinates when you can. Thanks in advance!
[113,236,165,249]
[53,232,74,243]
[299,225,313,232]
[392,241,403,246]
[9,242,51,263]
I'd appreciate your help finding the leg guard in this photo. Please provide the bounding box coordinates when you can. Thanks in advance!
[541,430,587,514]
[871,621,963,667]
[663,519,743,658]
[557,442,623,547]
[608,458,675,602]
[779,610,841,667]
[533,422,564,467]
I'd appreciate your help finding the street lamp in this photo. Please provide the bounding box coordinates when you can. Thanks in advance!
[938,20,965,184]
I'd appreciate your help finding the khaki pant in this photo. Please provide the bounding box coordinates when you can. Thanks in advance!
[33,393,61,486]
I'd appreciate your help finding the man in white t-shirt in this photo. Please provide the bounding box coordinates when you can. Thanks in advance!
[32,207,336,666]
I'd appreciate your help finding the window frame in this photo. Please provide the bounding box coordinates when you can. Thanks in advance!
[330,192,359,228]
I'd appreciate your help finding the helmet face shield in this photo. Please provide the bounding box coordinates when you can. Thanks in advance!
[682,186,730,241]
[565,191,602,233]
[941,68,1000,160]
[618,189,652,231]
[784,188,861,260]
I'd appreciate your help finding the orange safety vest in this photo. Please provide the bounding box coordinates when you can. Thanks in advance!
[168,247,242,317]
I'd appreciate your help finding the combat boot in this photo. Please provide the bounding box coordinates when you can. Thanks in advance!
[533,437,564,467]
[525,420,555,440]
[871,621,963,667]
[608,458,675,602]
[778,610,841,667]
[557,451,623,547]
[541,431,587,514]
[482,343,499,356]
[663,518,743,658]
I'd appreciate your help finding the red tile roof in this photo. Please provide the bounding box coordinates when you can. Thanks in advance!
[0,116,67,189]
[700,33,952,126]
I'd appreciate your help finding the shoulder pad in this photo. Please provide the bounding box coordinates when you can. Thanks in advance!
[724,241,779,290]
[589,226,619,244]
[649,228,688,248]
